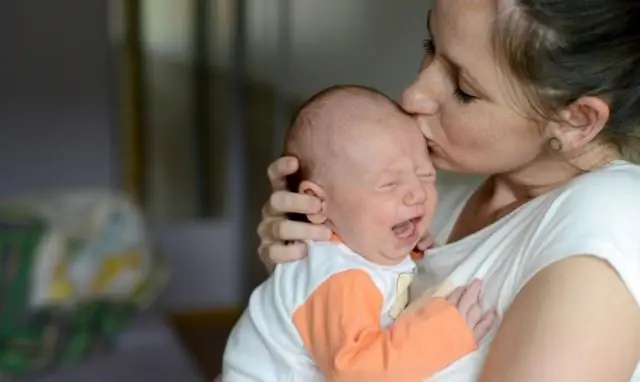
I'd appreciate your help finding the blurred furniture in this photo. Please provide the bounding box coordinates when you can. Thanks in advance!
[25,312,203,382]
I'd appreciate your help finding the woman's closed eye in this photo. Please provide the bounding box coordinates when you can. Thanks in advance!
[421,38,478,104]
[453,87,476,103]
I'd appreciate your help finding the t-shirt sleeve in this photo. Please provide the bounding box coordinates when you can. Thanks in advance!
[518,166,640,308]
[291,269,476,382]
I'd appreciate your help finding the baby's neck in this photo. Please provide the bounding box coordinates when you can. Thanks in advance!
[327,232,420,266]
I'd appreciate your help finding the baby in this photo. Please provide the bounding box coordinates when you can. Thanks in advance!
[222,85,494,382]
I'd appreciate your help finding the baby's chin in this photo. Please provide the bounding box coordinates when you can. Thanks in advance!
[381,249,415,264]
[368,239,420,266]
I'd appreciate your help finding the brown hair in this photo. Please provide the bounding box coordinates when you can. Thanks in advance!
[494,0,640,161]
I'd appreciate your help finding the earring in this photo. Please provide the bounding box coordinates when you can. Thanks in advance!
[549,137,563,151]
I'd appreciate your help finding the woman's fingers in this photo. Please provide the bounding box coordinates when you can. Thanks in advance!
[265,191,322,217]
[257,218,332,271]
[267,156,299,190]
[258,218,332,243]
[258,241,308,272]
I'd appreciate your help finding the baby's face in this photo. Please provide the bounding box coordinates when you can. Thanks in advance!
[324,111,437,265]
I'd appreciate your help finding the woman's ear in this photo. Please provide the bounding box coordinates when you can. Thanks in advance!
[299,180,328,224]
[553,96,610,151]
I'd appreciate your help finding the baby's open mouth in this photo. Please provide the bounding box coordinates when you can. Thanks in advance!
[392,216,422,240]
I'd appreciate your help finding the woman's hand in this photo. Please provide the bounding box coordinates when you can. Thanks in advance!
[257,157,332,272]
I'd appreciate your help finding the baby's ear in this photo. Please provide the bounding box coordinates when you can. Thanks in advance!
[299,180,327,224]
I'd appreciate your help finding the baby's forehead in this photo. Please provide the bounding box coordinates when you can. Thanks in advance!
[308,90,397,123]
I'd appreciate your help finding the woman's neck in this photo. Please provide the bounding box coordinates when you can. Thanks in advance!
[491,143,621,204]
[446,143,620,244]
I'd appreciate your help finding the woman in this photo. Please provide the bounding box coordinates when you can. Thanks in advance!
[255,0,640,381]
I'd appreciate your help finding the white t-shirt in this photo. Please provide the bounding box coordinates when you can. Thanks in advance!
[410,160,640,381]
[224,240,476,381]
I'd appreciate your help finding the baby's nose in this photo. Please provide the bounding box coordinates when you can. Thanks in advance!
[404,184,427,205]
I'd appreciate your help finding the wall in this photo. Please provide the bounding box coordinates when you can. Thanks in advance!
[136,0,439,310]
[0,0,116,197]
[142,0,434,99]
[0,0,440,310]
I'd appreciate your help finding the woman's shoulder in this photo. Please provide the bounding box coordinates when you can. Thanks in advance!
[521,161,640,305]
[556,160,640,214]
[530,160,640,246]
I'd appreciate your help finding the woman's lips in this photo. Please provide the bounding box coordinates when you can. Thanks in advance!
[426,139,444,155]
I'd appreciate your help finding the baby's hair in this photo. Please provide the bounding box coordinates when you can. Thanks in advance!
[282,85,399,222]
[283,84,399,193]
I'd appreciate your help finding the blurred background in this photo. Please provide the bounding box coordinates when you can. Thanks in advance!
[0,0,432,380]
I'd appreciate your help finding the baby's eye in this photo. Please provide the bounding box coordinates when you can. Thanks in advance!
[378,182,398,191]
[417,173,436,183]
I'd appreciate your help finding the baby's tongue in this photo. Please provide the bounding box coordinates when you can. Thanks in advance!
[392,220,414,239]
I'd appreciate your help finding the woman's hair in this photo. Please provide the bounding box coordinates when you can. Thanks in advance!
[494,0,640,161]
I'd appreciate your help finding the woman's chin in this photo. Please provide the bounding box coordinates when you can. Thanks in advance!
[431,150,482,174]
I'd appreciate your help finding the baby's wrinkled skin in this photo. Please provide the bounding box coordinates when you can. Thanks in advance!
[284,86,437,265]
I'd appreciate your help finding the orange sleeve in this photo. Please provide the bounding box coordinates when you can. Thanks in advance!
[292,269,477,382]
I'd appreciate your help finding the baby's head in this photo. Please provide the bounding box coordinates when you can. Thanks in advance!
[285,85,437,265]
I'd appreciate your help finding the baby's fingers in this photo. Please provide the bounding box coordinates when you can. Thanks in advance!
[416,233,435,251]
[473,309,497,343]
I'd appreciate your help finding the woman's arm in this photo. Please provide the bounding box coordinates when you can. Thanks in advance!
[480,255,640,382]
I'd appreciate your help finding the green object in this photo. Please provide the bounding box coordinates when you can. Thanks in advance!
[0,192,166,377]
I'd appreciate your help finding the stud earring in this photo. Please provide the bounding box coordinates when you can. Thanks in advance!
[549,137,563,151]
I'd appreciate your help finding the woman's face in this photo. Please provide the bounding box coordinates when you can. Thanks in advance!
[401,0,548,174]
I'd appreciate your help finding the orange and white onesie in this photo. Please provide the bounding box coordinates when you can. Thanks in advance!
[222,237,477,382]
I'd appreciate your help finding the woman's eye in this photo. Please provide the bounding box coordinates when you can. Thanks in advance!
[453,87,477,104]
[422,38,477,104]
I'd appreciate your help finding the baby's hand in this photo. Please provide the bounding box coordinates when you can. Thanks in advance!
[446,279,497,343]
[415,232,435,252]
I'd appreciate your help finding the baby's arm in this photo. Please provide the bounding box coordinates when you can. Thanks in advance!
[292,269,479,382]
[406,279,496,341]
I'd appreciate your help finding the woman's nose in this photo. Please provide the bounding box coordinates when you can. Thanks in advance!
[400,63,440,116]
